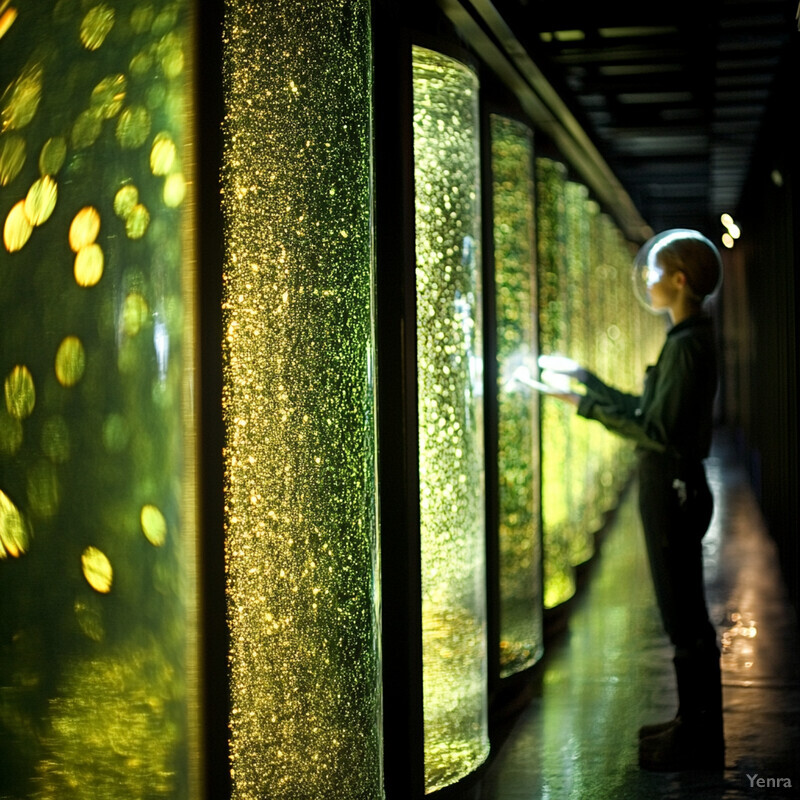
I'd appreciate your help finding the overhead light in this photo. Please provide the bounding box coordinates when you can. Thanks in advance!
[720,213,741,248]
[554,30,585,41]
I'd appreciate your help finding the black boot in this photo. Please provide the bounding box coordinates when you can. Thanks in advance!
[639,653,724,771]
[639,715,724,771]
[638,717,679,740]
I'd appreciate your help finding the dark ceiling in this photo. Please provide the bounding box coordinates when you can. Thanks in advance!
[493,0,796,237]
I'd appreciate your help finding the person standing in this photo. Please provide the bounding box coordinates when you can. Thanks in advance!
[547,230,724,771]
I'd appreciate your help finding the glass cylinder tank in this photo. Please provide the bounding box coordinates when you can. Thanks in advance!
[564,181,593,567]
[490,115,543,677]
[1,3,197,798]
[221,1,383,799]
[412,46,490,793]
[535,157,575,609]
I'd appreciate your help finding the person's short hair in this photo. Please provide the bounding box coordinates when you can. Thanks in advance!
[656,235,721,299]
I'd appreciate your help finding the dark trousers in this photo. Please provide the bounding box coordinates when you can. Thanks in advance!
[637,451,722,724]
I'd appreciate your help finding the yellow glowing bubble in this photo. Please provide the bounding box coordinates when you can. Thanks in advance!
[80,4,115,51]
[125,203,150,238]
[141,504,167,546]
[55,336,86,387]
[129,50,153,77]
[163,172,185,208]
[4,199,32,251]
[130,5,154,34]
[122,292,149,336]
[145,83,166,111]
[158,33,184,79]
[0,489,29,558]
[42,415,70,462]
[91,73,127,119]
[1,63,42,131]
[69,206,101,252]
[0,134,25,185]
[153,5,178,34]
[81,546,113,593]
[24,175,57,225]
[5,365,35,419]
[39,136,67,176]
[149,132,176,176]
[114,184,139,218]
[116,105,151,149]
[71,107,103,149]
[0,410,23,455]
[74,243,105,286]
[0,8,19,41]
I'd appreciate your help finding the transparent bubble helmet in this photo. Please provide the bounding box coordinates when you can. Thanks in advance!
[632,228,723,313]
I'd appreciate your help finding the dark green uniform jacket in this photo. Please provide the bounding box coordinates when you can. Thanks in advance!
[576,314,717,462]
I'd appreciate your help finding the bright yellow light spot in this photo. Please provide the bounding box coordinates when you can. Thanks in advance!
[122,292,149,336]
[0,8,18,41]
[720,213,733,228]
[0,489,28,558]
[81,546,113,593]
[91,73,127,119]
[729,224,741,239]
[80,4,115,51]
[24,175,57,225]
[116,105,151,149]
[39,136,66,176]
[1,62,42,131]
[163,172,185,207]
[141,504,167,546]
[150,131,176,176]
[0,134,25,185]
[4,365,35,419]
[722,232,734,249]
[71,107,103,149]
[125,203,150,238]
[74,243,105,286]
[114,184,139,218]
[4,199,32,251]
[69,206,101,252]
[55,336,86,387]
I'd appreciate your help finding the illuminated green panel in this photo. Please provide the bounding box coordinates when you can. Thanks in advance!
[1,4,196,799]
[535,158,575,608]
[490,115,543,677]
[585,202,612,522]
[221,2,382,799]
[412,46,489,793]
[564,181,593,566]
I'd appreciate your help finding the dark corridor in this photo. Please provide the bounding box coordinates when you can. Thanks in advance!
[474,434,800,799]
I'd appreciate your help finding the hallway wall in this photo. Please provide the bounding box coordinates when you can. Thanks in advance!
[725,38,799,614]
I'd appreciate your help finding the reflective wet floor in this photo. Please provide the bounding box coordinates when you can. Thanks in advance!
[475,437,800,799]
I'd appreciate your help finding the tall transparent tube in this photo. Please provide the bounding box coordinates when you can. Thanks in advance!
[0,3,198,797]
[491,115,543,677]
[412,45,489,793]
[221,1,383,798]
